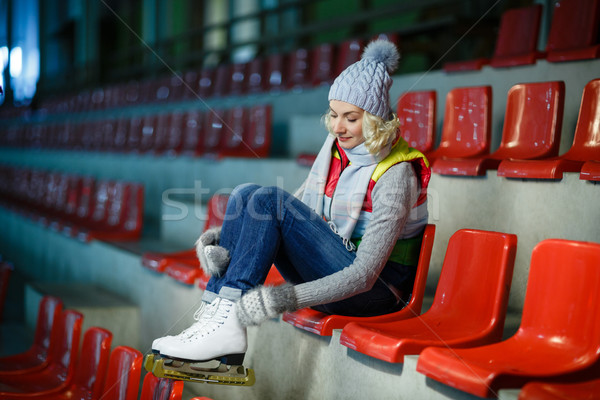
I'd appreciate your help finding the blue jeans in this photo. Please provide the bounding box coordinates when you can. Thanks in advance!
[203,184,415,317]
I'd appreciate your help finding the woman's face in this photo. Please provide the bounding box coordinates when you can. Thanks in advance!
[328,100,365,150]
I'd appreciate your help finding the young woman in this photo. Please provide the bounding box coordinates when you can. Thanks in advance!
[152,39,430,365]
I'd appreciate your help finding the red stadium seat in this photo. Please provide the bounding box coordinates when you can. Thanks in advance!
[340,229,517,363]
[99,346,143,400]
[0,296,63,373]
[417,239,600,398]
[498,78,600,179]
[429,86,493,174]
[444,5,543,71]
[0,310,83,396]
[19,327,113,400]
[335,39,363,77]
[265,54,286,92]
[310,43,335,86]
[212,64,231,97]
[246,104,272,159]
[580,160,600,181]
[438,81,564,176]
[140,372,184,400]
[180,110,206,157]
[396,90,437,153]
[0,261,13,323]
[283,224,435,336]
[287,48,312,91]
[545,0,600,62]
[518,377,600,400]
[198,68,215,99]
[229,62,248,96]
[203,109,226,158]
[246,58,266,94]
[219,106,249,158]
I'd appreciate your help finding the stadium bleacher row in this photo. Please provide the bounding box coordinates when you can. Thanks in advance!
[1,0,600,399]
[0,290,211,400]
[0,165,144,243]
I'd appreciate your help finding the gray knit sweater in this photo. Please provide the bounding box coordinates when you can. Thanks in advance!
[293,161,420,309]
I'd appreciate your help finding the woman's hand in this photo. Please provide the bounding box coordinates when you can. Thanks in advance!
[195,227,230,277]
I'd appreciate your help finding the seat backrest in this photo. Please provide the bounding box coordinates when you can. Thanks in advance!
[436,86,492,158]
[310,43,335,86]
[180,110,205,156]
[562,78,600,161]
[47,309,83,372]
[545,0,600,53]
[519,239,600,352]
[492,81,564,160]
[229,62,248,96]
[287,48,311,90]
[220,106,248,158]
[122,183,144,233]
[396,90,436,153]
[198,68,215,99]
[428,229,517,330]
[335,39,363,77]
[101,346,143,400]
[265,54,286,92]
[203,109,226,157]
[246,104,272,158]
[72,327,112,399]
[404,224,436,314]
[213,64,231,97]
[246,58,265,94]
[140,373,184,400]
[34,295,64,352]
[493,5,542,59]
[139,114,157,153]
[0,261,13,322]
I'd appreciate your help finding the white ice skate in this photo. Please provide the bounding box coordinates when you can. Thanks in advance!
[145,297,255,386]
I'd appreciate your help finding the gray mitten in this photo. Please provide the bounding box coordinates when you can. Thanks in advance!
[236,283,297,326]
[195,227,230,277]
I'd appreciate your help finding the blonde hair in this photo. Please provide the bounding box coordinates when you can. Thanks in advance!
[323,109,400,155]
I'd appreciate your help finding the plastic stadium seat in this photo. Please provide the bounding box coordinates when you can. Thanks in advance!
[428,86,493,174]
[417,239,600,398]
[99,346,143,400]
[246,58,266,94]
[335,39,363,77]
[181,70,200,100]
[180,110,205,157]
[212,64,231,97]
[283,224,435,336]
[310,43,335,86]
[545,0,600,63]
[140,373,184,400]
[443,5,543,71]
[0,310,83,395]
[15,327,113,400]
[198,68,215,99]
[246,104,272,159]
[287,48,312,91]
[518,377,600,400]
[126,116,143,153]
[229,62,248,96]
[580,160,600,181]
[219,106,249,158]
[490,5,544,68]
[151,112,172,155]
[498,78,600,179]
[340,229,517,363]
[265,54,286,92]
[139,114,157,153]
[0,296,62,373]
[142,249,198,274]
[162,111,185,156]
[0,261,13,323]
[396,90,437,153]
[203,109,226,158]
[439,81,565,176]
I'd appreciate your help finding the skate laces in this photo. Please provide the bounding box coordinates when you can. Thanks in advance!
[197,298,234,336]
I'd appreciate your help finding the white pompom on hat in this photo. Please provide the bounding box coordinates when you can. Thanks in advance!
[328,39,400,119]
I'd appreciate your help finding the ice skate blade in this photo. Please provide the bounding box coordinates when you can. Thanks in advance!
[144,353,255,386]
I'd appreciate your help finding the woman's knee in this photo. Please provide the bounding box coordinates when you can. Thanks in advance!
[230,183,262,204]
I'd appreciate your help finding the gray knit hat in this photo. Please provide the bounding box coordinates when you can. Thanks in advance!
[329,39,400,119]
